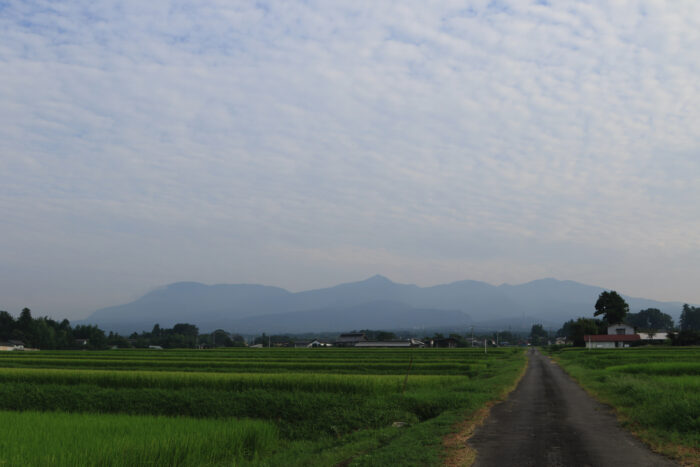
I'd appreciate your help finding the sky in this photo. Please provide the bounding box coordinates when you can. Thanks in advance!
[1,0,699,320]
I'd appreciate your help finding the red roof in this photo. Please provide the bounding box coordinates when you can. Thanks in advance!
[584,334,641,342]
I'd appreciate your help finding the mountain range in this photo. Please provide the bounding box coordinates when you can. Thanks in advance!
[81,275,687,335]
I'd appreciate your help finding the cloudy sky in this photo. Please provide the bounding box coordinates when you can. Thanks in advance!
[2,0,699,320]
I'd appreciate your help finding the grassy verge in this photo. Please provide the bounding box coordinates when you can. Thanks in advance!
[547,346,700,466]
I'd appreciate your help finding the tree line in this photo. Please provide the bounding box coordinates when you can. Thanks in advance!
[0,308,244,350]
[554,291,700,346]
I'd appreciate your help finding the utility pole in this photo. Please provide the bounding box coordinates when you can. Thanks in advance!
[471,326,474,347]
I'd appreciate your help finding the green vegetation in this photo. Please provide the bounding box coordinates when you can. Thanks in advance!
[594,290,629,324]
[0,347,525,466]
[548,346,700,464]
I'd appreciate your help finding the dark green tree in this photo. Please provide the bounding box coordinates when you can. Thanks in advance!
[529,324,549,346]
[680,304,700,331]
[558,317,606,347]
[376,331,397,341]
[594,291,629,324]
[0,311,15,340]
[18,307,33,332]
[626,308,674,331]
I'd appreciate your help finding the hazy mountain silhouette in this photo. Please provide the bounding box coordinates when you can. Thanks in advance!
[82,275,686,334]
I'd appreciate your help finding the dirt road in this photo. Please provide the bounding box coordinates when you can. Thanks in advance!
[468,348,677,466]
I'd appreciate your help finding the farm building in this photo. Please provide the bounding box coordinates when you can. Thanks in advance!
[293,340,333,348]
[0,340,24,351]
[355,339,425,348]
[638,331,668,342]
[585,323,640,348]
[335,333,367,347]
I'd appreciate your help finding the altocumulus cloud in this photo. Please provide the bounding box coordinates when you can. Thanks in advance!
[1,0,699,318]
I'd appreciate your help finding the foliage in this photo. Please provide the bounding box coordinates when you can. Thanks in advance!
[557,317,605,347]
[529,324,548,346]
[0,347,526,465]
[129,323,200,348]
[680,304,700,331]
[594,290,629,325]
[625,308,674,331]
[549,347,700,465]
[0,308,101,349]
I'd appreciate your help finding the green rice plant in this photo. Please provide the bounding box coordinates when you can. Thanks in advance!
[0,347,527,465]
[0,410,278,466]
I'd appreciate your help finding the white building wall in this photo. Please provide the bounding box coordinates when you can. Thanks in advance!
[607,324,635,335]
[586,341,616,349]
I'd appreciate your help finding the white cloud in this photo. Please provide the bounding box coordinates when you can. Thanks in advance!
[1,0,699,317]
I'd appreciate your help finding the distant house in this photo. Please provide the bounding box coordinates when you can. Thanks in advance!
[585,323,640,348]
[0,340,24,351]
[638,331,668,342]
[148,345,164,350]
[74,338,89,347]
[293,340,333,348]
[248,343,264,348]
[335,333,367,347]
[355,339,425,348]
[607,323,635,335]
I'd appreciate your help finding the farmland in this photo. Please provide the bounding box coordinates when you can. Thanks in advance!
[549,347,700,465]
[0,347,525,466]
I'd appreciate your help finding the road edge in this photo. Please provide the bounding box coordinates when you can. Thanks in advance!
[442,349,531,467]
[546,352,695,467]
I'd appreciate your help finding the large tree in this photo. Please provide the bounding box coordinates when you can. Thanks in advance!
[529,324,548,346]
[626,308,674,331]
[680,304,700,331]
[594,291,629,325]
[558,317,606,346]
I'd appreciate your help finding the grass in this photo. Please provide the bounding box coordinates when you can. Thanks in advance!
[548,346,700,465]
[0,411,278,466]
[0,347,526,465]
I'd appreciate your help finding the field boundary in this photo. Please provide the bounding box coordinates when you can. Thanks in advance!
[442,349,530,466]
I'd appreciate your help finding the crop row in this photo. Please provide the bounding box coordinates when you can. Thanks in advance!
[0,367,469,394]
[0,410,278,467]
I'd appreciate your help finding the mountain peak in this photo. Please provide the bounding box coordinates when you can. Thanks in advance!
[363,274,393,284]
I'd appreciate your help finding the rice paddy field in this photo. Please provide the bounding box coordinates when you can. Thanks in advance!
[549,347,700,465]
[0,347,526,466]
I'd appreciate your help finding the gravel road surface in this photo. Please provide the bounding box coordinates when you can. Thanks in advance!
[468,348,677,467]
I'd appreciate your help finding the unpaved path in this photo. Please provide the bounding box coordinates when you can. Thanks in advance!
[467,348,677,467]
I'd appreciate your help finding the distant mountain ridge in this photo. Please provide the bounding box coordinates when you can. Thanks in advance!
[82,275,688,335]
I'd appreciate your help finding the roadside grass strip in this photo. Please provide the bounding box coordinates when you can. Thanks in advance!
[550,347,700,466]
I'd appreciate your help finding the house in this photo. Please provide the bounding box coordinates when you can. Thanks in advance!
[148,345,164,350]
[294,340,333,348]
[585,323,640,348]
[638,331,669,342]
[0,340,24,351]
[74,338,89,347]
[335,333,367,347]
[607,323,635,335]
[355,339,425,348]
